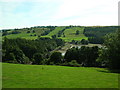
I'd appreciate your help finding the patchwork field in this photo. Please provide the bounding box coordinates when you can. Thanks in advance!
[44,26,66,37]
[3,33,38,40]
[60,27,88,42]
[2,26,88,42]
[2,28,49,40]
[2,63,118,88]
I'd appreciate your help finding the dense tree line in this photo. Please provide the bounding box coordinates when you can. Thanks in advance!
[70,39,88,45]
[64,46,99,67]
[97,29,120,70]
[83,26,119,44]
[2,37,64,64]
[88,37,104,44]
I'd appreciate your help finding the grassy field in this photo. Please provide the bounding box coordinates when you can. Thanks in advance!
[2,26,88,42]
[2,63,118,88]
[2,28,49,40]
[44,26,66,37]
[3,33,38,40]
[60,27,88,42]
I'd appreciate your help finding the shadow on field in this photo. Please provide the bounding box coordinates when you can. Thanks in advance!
[96,69,120,74]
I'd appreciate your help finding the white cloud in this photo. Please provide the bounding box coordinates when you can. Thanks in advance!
[0,0,119,29]
[51,0,119,26]
[54,0,118,19]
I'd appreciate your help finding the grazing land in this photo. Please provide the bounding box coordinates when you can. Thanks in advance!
[44,26,66,37]
[3,33,38,40]
[2,63,118,88]
[2,27,50,40]
[2,26,118,43]
[60,27,88,42]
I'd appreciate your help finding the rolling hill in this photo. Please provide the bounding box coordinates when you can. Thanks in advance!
[2,26,118,43]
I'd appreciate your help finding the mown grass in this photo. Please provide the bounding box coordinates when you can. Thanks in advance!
[3,33,38,40]
[2,27,88,42]
[60,27,88,42]
[2,28,49,40]
[44,26,66,37]
[2,63,118,88]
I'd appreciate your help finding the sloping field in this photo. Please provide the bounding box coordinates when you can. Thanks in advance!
[44,26,66,37]
[2,33,37,40]
[60,27,88,42]
[2,28,48,40]
[2,63,118,88]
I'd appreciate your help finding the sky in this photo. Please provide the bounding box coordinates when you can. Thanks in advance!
[0,0,119,29]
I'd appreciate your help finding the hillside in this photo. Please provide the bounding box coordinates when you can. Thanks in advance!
[2,63,118,88]
[2,27,50,40]
[2,26,118,43]
[60,27,87,42]
[44,26,66,37]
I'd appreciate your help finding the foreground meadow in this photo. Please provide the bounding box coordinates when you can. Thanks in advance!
[2,63,118,88]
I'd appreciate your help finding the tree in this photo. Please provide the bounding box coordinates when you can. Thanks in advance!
[52,35,56,39]
[33,53,43,65]
[27,31,30,33]
[103,30,120,69]
[96,48,109,67]
[64,46,99,66]
[2,37,64,65]
[64,47,79,62]
[81,39,88,45]
[55,38,65,46]
[49,52,62,64]
[3,53,16,63]
[71,40,75,44]
[97,29,120,70]
[76,30,79,35]
[32,30,35,33]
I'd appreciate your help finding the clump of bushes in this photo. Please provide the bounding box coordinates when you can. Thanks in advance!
[62,60,81,67]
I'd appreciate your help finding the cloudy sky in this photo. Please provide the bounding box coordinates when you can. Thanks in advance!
[0,0,119,29]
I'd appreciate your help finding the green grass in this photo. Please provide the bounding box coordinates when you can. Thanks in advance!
[2,63,118,88]
[2,26,88,42]
[2,27,66,40]
[3,33,38,40]
[44,26,88,42]
[60,27,88,42]
[2,28,49,40]
[44,26,66,37]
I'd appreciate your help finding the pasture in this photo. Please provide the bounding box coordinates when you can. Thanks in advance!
[2,26,88,42]
[2,63,118,88]
[2,28,49,40]
[60,27,88,42]
[45,26,66,37]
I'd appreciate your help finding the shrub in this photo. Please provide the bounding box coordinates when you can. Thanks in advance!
[33,53,43,65]
[50,52,62,64]
[27,31,30,33]
[61,60,81,67]
[68,60,81,67]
